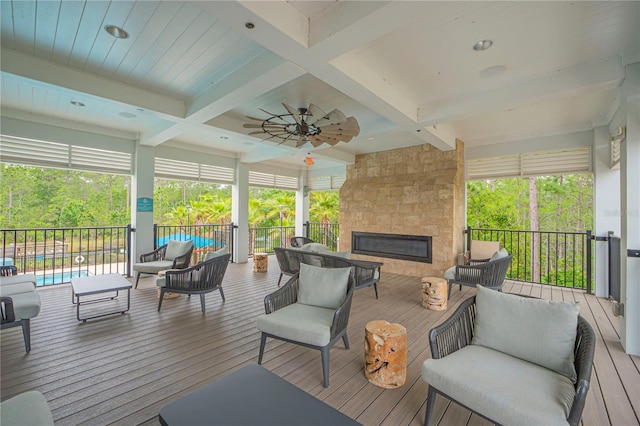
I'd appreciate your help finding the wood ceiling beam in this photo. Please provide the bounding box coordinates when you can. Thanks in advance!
[0,48,185,120]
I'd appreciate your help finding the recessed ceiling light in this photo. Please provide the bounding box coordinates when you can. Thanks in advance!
[118,111,136,118]
[367,137,374,141]
[70,101,85,107]
[245,22,255,29]
[473,40,493,51]
[104,25,129,39]
[480,65,508,78]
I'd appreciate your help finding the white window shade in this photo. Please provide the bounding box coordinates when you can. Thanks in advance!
[249,171,298,190]
[0,135,132,174]
[155,158,234,184]
[308,175,346,191]
[467,147,591,180]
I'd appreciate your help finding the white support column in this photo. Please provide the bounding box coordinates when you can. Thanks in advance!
[619,62,640,355]
[131,144,155,266]
[232,160,249,263]
[295,171,309,236]
[593,126,621,298]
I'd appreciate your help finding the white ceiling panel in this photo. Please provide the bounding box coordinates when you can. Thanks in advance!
[0,1,638,173]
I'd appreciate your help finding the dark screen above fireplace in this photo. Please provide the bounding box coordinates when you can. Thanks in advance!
[351,231,432,263]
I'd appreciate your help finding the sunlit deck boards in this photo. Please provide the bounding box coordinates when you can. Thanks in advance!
[1,257,638,426]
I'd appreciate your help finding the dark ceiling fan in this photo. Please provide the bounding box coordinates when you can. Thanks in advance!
[243,103,360,148]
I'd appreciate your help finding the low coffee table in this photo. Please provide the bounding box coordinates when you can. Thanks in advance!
[159,364,361,426]
[71,274,131,322]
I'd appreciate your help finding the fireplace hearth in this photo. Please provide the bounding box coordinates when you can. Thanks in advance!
[352,231,432,263]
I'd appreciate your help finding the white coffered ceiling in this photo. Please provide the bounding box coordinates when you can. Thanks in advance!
[1,1,638,172]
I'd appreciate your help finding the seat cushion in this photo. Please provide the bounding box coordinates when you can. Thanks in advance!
[422,345,574,426]
[164,240,193,261]
[472,285,579,382]
[256,303,335,346]
[298,263,350,309]
[3,291,41,319]
[133,260,175,274]
[0,391,54,426]
[0,282,38,297]
[0,274,37,287]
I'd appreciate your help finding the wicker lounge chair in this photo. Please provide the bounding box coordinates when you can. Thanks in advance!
[132,240,194,289]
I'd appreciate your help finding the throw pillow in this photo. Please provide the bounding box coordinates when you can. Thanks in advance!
[164,240,193,261]
[472,285,580,382]
[204,247,228,261]
[489,248,509,261]
[298,263,351,309]
[301,243,331,253]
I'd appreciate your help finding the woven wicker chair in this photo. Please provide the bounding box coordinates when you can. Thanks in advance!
[257,268,355,387]
[157,252,230,313]
[423,294,596,426]
[133,240,194,289]
[447,254,512,298]
[275,247,383,298]
[290,236,314,248]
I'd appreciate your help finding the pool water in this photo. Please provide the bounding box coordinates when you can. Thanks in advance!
[36,271,89,287]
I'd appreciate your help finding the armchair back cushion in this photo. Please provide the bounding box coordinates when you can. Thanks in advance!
[164,240,193,261]
[470,240,500,260]
[300,243,331,253]
[204,247,228,261]
[472,285,579,382]
[298,263,351,309]
[489,248,509,261]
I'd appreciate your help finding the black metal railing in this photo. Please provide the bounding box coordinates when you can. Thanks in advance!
[0,225,130,286]
[466,227,592,292]
[154,223,234,263]
[249,225,296,255]
[305,221,339,251]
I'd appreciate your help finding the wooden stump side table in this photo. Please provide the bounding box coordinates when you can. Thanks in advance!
[364,320,407,389]
[421,276,448,311]
[253,253,268,272]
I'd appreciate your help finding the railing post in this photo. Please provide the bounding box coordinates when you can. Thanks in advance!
[230,222,235,263]
[126,224,132,278]
[304,221,309,238]
[465,226,471,253]
[586,230,592,294]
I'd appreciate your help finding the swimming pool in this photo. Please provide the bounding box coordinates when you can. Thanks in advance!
[36,271,89,287]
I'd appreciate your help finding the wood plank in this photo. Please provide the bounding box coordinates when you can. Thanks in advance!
[1,257,636,426]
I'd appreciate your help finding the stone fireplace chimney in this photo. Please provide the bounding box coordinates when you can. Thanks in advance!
[339,140,465,277]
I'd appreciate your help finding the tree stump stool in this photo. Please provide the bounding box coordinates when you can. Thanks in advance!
[421,276,447,311]
[253,253,268,272]
[364,320,407,388]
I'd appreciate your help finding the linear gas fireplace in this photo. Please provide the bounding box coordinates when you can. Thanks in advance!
[351,231,432,263]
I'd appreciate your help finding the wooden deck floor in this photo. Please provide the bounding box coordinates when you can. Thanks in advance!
[1,257,638,426]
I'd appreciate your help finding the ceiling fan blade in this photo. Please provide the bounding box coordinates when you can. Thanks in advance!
[242,123,287,129]
[282,103,302,126]
[307,103,326,125]
[313,109,348,127]
[308,135,324,148]
[296,135,307,148]
[248,131,267,135]
[245,115,266,122]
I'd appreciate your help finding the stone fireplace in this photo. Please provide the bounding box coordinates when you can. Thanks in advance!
[339,140,465,277]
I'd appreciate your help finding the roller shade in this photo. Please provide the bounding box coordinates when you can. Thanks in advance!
[467,147,591,180]
[0,134,132,174]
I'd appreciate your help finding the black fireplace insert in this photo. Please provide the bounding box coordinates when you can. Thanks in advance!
[351,231,432,263]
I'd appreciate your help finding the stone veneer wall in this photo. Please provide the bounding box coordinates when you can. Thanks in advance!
[339,140,465,277]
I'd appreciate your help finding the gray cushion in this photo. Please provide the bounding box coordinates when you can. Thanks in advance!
[0,390,54,426]
[164,240,193,261]
[133,260,175,274]
[204,247,228,261]
[489,248,509,261]
[300,243,330,253]
[0,282,38,297]
[422,345,574,425]
[3,291,41,320]
[472,285,579,382]
[444,265,456,280]
[256,303,335,346]
[0,274,37,287]
[298,263,350,309]
[332,251,351,258]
